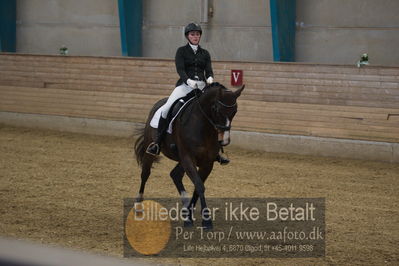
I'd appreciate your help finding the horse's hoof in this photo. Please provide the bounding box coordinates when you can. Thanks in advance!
[202,220,213,230]
[184,220,194,228]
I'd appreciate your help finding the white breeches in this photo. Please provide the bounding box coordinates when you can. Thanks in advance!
[150,81,206,128]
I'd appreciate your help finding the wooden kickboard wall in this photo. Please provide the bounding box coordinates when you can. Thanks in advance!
[0,54,398,143]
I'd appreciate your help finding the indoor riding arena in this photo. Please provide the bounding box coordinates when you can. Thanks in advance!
[1,1,398,266]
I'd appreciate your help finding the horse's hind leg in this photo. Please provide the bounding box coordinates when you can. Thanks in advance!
[170,163,189,206]
[136,155,155,202]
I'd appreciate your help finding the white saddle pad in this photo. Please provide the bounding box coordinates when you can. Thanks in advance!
[149,98,196,134]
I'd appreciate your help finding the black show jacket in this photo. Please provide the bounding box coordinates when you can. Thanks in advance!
[175,43,214,87]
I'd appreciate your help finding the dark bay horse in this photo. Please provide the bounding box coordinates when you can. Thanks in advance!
[134,83,245,229]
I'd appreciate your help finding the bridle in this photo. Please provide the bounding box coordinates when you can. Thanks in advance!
[196,90,237,132]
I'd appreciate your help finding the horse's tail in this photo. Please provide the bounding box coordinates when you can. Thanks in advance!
[134,98,167,166]
[134,126,146,166]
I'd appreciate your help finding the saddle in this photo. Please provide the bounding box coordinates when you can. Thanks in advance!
[165,89,201,134]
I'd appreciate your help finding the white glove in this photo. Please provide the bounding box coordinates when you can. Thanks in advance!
[187,79,197,89]
[206,76,214,84]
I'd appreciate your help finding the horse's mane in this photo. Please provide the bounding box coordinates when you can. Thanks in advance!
[200,83,232,101]
[203,82,229,93]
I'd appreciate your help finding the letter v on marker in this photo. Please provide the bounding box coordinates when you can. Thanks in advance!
[231,70,243,86]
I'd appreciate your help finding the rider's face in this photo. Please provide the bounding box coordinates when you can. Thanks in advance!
[188,31,201,45]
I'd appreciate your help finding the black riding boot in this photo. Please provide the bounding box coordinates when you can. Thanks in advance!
[216,153,230,165]
[146,117,168,156]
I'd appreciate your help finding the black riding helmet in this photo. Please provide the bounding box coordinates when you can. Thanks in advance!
[184,23,202,36]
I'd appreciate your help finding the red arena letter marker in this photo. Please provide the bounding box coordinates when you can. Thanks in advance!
[231,70,243,86]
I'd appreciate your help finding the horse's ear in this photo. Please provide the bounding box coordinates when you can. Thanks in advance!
[234,85,245,98]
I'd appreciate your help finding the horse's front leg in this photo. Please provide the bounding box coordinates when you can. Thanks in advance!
[180,158,214,229]
[187,162,215,225]
[169,163,190,207]
[179,157,203,227]
[197,162,214,229]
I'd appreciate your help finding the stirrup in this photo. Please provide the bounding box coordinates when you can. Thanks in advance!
[146,142,160,156]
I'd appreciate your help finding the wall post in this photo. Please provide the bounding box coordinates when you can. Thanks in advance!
[0,0,16,52]
[118,0,142,56]
[270,0,296,61]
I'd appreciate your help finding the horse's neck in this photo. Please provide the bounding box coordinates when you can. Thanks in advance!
[178,87,219,146]
[199,87,218,112]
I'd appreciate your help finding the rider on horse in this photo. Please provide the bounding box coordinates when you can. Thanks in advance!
[146,22,229,165]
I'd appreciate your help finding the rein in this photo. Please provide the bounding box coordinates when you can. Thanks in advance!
[217,100,237,108]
